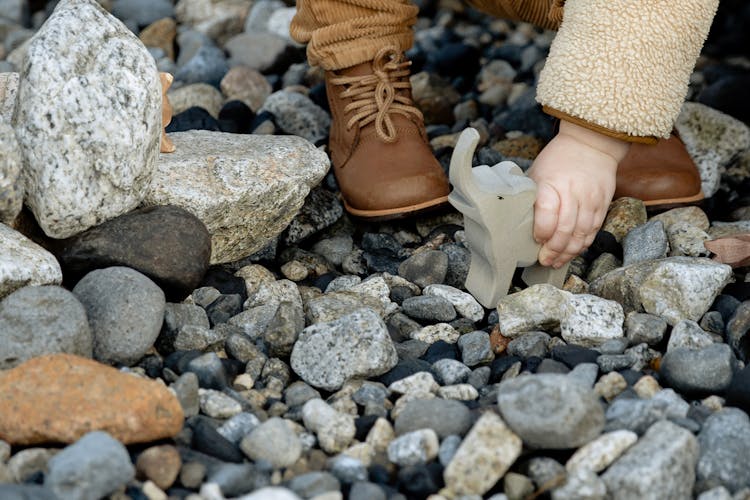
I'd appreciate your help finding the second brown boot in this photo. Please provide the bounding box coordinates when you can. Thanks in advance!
[325,47,450,220]
[615,133,704,208]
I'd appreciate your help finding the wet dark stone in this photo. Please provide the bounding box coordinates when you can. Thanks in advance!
[364,253,401,275]
[308,83,329,112]
[551,345,600,368]
[721,283,750,303]
[726,365,750,415]
[205,294,244,326]
[139,355,164,379]
[369,464,392,485]
[536,358,570,374]
[397,464,444,498]
[698,75,750,124]
[712,294,741,323]
[421,341,459,364]
[164,350,203,375]
[185,352,229,390]
[726,301,750,361]
[190,417,244,463]
[55,205,211,301]
[378,359,435,387]
[355,415,380,442]
[313,272,339,292]
[428,43,481,78]
[522,356,543,373]
[390,286,417,305]
[361,233,403,258]
[166,107,221,132]
[200,268,248,300]
[619,369,644,386]
[218,100,254,134]
[583,231,623,262]
[489,356,522,383]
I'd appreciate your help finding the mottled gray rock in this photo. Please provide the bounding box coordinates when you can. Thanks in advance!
[287,472,340,499]
[402,295,456,322]
[260,90,331,144]
[601,420,698,500]
[291,308,397,391]
[667,222,710,257]
[316,461,361,492]
[423,284,484,322]
[589,257,732,325]
[675,102,750,197]
[387,429,439,466]
[697,408,750,493]
[667,319,714,352]
[44,431,135,500]
[0,73,19,122]
[458,330,494,366]
[443,412,522,497]
[158,302,210,352]
[438,435,462,466]
[660,344,735,394]
[0,286,92,369]
[312,236,354,267]
[566,363,599,389]
[560,294,624,347]
[565,430,638,473]
[264,300,305,357]
[394,399,473,438]
[284,188,343,246]
[14,0,161,238]
[73,267,165,366]
[432,359,472,385]
[171,372,199,418]
[507,332,551,359]
[302,399,355,454]
[552,468,606,500]
[174,44,229,86]
[146,131,329,264]
[604,390,688,435]
[0,225,62,300]
[112,0,174,26]
[0,122,22,224]
[726,301,750,361]
[398,250,448,288]
[625,312,667,346]
[497,373,605,449]
[622,220,669,266]
[240,418,302,468]
[217,412,261,445]
[496,284,568,337]
[650,206,710,232]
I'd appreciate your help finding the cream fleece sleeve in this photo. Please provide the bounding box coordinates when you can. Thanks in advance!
[536,0,719,142]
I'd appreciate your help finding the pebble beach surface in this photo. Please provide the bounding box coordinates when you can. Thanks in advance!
[1,0,750,499]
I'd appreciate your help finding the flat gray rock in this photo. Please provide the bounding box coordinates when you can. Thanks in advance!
[497,373,605,449]
[73,266,166,366]
[0,225,62,300]
[660,344,735,395]
[622,220,668,266]
[291,308,398,391]
[602,420,698,500]
[145,131,329,264]
[14,0,161,238]
[0,285,92,369]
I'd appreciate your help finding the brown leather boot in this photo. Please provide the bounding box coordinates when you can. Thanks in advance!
[325,47,450,220]
[615,134,704,208]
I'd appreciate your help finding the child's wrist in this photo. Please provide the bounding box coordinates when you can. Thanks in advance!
[558,119,631,164]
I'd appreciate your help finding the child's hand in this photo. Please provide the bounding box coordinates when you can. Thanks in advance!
[527,120,630,268]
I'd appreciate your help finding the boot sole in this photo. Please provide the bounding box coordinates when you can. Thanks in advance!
[343,195,451,221]
[643,190,705,211]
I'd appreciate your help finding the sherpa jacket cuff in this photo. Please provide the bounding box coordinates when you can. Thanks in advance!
[536,0,718,142]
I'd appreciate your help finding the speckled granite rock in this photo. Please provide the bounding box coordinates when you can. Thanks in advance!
[13,0,161,238]
[0,122,22,225]
[0,224,62,300]
[145,131,329,263]
[0,73,19,121]
[589,257,733,325]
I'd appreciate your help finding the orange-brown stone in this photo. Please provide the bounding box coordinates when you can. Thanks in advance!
[489,325,511,354]
[139,18,177,60]
[0,354,184,445]
[491,135,544,160]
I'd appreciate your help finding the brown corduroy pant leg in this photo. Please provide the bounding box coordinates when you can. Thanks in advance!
[290,0,563,71]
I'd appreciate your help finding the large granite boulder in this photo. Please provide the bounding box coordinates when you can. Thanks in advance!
[13,0,161,238]
[145,130,329,264]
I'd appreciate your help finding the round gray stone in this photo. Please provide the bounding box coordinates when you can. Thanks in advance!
[0,285,92,369]
[697,408,750,493]
[240,418,302,468]
[73,266,166,366]
[660,344,735,395]
[44,431,135,500]
[497,373,605,449]
[402,295,456,322]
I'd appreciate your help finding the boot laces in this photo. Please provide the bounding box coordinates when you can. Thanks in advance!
[330,47,424,143]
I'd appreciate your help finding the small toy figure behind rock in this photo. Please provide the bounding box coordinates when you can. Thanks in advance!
[159,72,176,154]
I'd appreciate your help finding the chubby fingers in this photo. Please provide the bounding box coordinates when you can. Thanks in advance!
[533,183,560,246]
[538,194,579,268]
